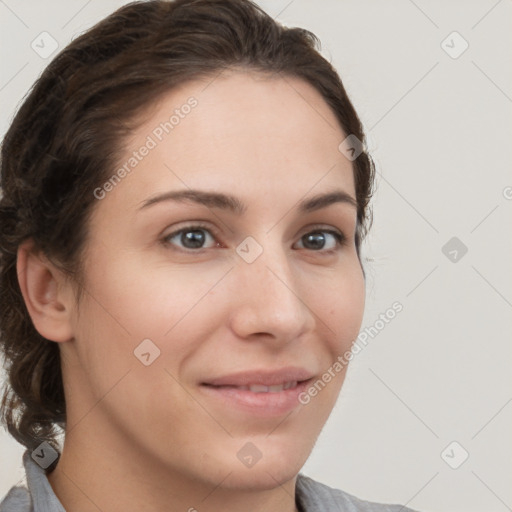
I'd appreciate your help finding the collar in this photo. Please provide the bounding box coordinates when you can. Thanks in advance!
[22,450,66,512]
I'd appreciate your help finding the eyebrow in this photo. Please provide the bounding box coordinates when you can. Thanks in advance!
[138,188,358,214]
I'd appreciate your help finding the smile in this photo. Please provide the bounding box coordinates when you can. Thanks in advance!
[199,368,315,417]
[206,381,298,393]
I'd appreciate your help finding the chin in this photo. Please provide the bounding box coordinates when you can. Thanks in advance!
[212,436,312,491]
[221,463,301,491]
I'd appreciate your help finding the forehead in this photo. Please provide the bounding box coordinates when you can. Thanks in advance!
[98,70,355,216]
[162,69,348,159]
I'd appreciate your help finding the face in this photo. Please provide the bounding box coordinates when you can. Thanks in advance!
[61,70,365,490]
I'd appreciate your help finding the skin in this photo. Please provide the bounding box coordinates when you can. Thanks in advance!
[18,70,366,512]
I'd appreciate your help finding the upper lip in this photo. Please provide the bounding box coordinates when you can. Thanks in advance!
[202,367,314,387]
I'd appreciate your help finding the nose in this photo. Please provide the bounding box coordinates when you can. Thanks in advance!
[228,241,316,344]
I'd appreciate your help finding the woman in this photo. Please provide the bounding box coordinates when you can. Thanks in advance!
[0,0,418,510]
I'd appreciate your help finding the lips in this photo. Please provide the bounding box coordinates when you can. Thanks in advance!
[199,367,315,416]
[201,367,314,388]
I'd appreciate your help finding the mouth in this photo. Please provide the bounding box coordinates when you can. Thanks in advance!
[199,368,315,416]
[203,381,300,393]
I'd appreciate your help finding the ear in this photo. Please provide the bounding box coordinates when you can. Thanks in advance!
[17,240,75,343]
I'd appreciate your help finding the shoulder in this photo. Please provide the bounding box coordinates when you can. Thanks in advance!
[0,485,32,512]
[296,473,420,512]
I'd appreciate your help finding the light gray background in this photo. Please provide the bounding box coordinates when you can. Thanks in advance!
[1,1,511,511]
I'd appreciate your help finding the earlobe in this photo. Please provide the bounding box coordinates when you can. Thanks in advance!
[17,240,74,343]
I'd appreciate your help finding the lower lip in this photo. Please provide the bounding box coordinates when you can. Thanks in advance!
[199,380,313,417]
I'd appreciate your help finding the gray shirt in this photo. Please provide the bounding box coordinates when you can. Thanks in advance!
[1,450,419,511]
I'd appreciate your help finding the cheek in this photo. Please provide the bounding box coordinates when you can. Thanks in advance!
[320,265,366,353]
[71,254,232,394]
[68,263,205,432]
[81,253,226,338]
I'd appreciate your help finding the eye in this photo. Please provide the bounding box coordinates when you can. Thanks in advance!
[294,228,346,253]
[162,223,220,251]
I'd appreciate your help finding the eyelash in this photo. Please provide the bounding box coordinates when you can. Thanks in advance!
[161,222,347,254]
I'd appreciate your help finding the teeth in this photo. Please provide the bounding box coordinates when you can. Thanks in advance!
[249,384,271,393]
[240,381,297,393]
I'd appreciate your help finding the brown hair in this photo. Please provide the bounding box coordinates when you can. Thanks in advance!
[0,0,375,455]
